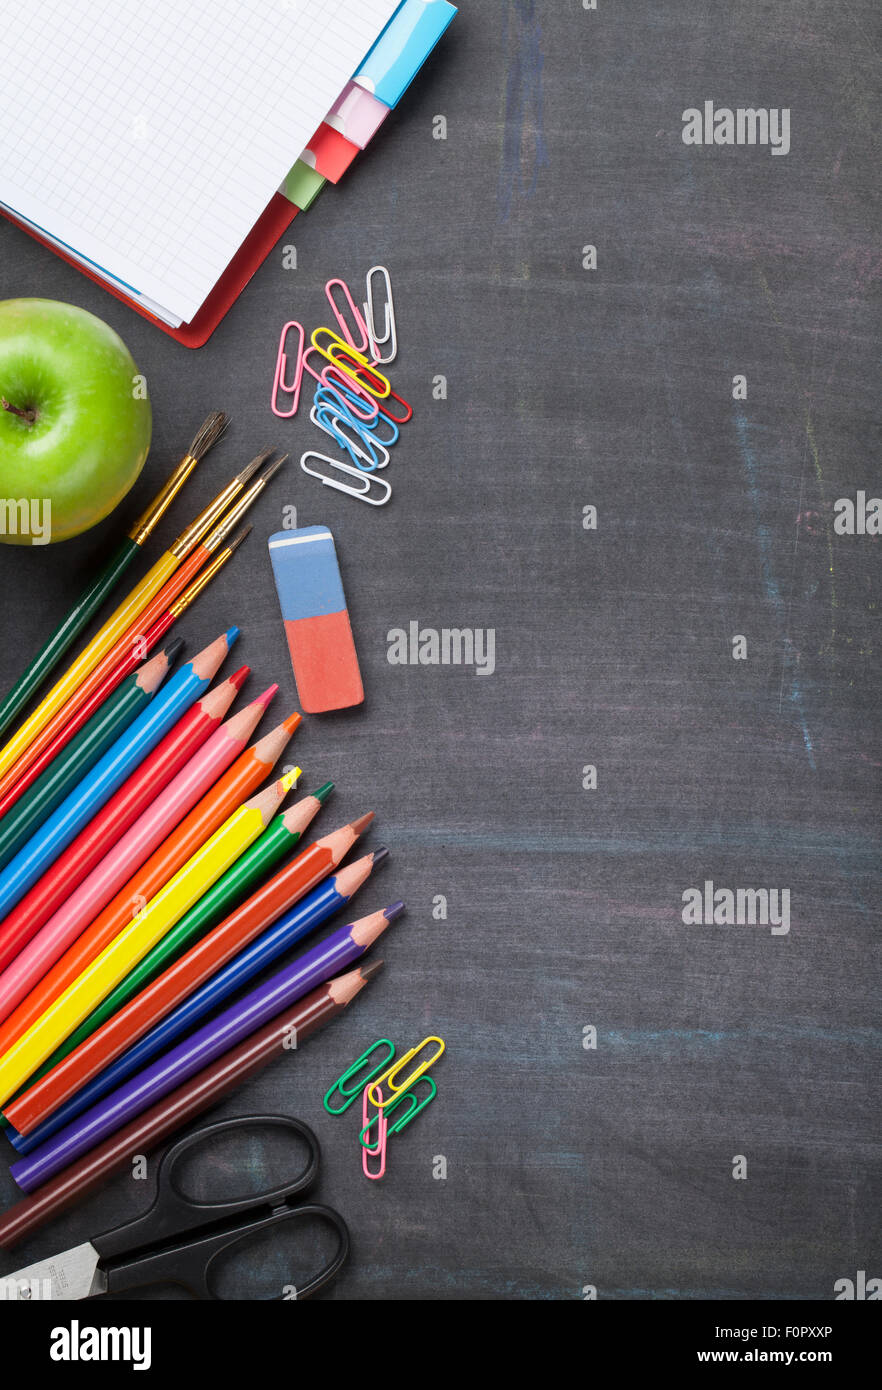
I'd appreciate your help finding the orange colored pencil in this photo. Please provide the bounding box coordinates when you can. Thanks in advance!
[0,710,301,1057]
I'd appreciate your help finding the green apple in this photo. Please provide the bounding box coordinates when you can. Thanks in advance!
[0,298,151,545]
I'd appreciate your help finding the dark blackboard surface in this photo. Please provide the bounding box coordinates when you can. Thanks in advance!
[0,1,878,1301]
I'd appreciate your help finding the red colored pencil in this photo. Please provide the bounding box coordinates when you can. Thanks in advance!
[0,669,248,979]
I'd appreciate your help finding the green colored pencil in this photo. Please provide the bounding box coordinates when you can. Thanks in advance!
[0,641,182,876]
[12,784,333,1092]
[0,413,226,742]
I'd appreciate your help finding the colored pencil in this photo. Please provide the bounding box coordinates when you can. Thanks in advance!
[0,708,296,1121]
[0,711,301,1081]
[13,912,398,1170]
[84,784,334,1025]
[0,669,250,1012]
[8,841,385,1134]
[1,800,359,1121]
[0,412,227,742]
[0,630,237,928]
[0,964,381,1249]
[0,772,298,1106]
[0,526,250,823]
[0,643,181,877]
[0,453,271,800]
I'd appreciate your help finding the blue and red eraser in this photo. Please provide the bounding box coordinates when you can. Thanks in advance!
[267,526,364,713]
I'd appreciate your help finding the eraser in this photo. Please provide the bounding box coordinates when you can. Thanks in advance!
[268,527,364,713]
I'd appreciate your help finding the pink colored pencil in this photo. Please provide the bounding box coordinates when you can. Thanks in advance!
[0,685,278,1027]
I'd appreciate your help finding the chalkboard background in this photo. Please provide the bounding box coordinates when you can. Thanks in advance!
[0,1,878,1301]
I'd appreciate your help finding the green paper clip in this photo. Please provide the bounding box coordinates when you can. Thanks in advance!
[323,1039,395,1115]
[359,1076,437,1149]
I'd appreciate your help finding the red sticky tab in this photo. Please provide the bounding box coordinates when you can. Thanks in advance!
[283,611,364,713]
[304,123,359,183]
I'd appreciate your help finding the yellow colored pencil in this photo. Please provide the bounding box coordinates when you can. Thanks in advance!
[0,770,299,1106]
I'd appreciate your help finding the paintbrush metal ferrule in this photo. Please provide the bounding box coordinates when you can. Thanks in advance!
[172,452,272,559]
[202,463,281,552]
[166,538,240,618]
[127,412,229,547]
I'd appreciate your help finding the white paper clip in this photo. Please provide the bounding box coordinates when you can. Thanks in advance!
[363,265,397,366]
[300,451,392,506]
[309,404,390,472]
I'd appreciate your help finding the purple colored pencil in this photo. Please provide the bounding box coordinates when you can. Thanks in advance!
[11,904,403,1193]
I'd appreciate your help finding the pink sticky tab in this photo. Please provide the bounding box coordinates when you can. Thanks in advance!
[326,82,390,149]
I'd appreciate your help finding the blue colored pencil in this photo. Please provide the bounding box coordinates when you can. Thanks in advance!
[0,629,238,928]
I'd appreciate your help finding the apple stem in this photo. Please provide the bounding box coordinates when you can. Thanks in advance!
[1,398,37,424]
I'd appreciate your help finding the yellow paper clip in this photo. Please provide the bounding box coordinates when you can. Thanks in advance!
[367,1036,445,1108]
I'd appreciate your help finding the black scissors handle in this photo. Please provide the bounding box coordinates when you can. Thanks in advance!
[92,1115,348,1299]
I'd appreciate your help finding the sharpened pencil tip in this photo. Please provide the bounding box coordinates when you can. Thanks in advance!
[311,781,334,804]
[359,959,384,982]
[349,811,374,837]
[228,665,250,691]
[253,683,279,710]
[383,901,405,921]
[281,711,303,734]
[224,625,240,646]
[163,637,185,664]
[370,847,389,868]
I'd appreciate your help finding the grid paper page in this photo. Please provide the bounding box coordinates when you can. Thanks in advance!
[0,0,400,323]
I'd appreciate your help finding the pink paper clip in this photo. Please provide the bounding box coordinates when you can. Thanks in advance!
[362,1083,387,1180]
[270,321,305,418]
[326,278,371,354]
[321,364,380,422]
[301,345,328,387]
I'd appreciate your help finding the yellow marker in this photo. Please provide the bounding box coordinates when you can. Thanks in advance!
[0,452,258,786]
[367,1036,445,1109]
[0,770,300,1105]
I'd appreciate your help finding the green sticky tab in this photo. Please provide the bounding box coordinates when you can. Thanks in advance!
[281,160,326,210]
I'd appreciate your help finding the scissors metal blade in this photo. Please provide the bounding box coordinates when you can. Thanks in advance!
[1,1241,107,1300]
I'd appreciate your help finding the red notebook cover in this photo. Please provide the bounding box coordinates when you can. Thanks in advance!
[1,194,298,349]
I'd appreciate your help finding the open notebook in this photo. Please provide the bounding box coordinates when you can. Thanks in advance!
[0,0,399,329]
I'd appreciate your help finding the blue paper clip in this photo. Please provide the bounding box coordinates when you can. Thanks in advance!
[310,402,390,472]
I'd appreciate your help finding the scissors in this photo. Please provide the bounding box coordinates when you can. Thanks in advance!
[1,1115,348,1301]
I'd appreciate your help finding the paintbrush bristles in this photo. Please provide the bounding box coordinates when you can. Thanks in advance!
[238,450,274,485]
[226,525,252,553]
[258,454,287,484]
[187,411,228,460]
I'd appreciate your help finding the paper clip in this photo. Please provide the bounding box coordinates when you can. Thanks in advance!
[320,366,380,423]
[359,1076,437,1150]
[326,277,371,354]
[362,408,399,448]
[367,1036,445,1108]
[323,1039,396,1115]
[377,387,413,425]
[364,265,397,366]
[301,345,329,387]
[362,1084,387,1180]
[301,451,392,506]
[314,382,378,430]
[270,321,305,418]
[310,404,391,472]
[311,328,391,398]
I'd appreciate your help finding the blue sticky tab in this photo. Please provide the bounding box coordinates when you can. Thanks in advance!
[268,527,347,622]
[355,0,457,108]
